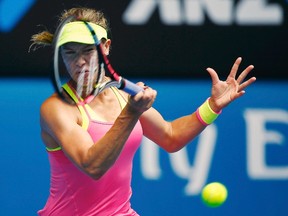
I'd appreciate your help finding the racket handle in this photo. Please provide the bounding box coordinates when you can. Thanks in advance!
[122,79,143,96]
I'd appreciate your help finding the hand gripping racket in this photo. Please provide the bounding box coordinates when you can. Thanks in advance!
[52,15,143,104]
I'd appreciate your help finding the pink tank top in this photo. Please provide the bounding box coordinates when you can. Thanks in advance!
[38,86,143,216]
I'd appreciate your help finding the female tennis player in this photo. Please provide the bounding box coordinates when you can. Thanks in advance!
[31,7,256,216]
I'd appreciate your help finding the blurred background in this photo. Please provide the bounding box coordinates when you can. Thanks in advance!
[0,0,287,215]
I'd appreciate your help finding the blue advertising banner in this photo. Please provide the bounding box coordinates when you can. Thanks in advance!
[0,78,287,216]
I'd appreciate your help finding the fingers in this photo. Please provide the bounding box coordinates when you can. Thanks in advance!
[136,81,153,92]
[228,57,242,80]
[232,90,246,101]
[238,76,257,92]
[133,82,155,98]
[236,65,254,83]
[136,81,146,88]
[229,58,256,92]
[206,67,220,85]
[233,58,256,92]
[129,82,157,113]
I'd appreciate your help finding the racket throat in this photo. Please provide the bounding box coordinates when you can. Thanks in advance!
[118,77,126,89]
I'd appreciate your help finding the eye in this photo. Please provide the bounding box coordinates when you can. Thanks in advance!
[61,47,76,56]
[83,47,96,54]
[64,50,76,55]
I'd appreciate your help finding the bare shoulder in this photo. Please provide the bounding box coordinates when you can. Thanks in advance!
[40,95,83,149]
[41,94,67,118]
[40,94,79,129]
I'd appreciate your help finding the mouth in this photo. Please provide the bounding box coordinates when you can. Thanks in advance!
[72,66,97,83]
[77,68,90,76]
[77,67,89,73]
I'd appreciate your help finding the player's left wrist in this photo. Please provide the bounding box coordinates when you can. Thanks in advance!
[196,97,222,126]
[208,97,222,114]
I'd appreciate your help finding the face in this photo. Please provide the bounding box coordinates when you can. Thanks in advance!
[61,42,99,93]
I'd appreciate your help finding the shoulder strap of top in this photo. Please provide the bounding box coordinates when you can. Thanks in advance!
[62,84,127,124]
[62,84,90,130]
[110,87,127,109]
[46,84,91,152]
[62,83,82,103]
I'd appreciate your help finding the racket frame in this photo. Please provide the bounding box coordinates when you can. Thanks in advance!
[52,16,142,104]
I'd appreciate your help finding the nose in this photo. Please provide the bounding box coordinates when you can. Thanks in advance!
[75,54,86,67]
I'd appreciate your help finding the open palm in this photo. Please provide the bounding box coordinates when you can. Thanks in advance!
[207,57,256,112]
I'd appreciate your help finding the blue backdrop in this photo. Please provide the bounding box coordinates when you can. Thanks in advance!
[0,78,287,216]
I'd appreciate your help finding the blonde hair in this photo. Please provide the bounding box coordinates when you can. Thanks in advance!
[30,7,109,51]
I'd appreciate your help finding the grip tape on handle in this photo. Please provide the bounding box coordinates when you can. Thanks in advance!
[122,79,143,96]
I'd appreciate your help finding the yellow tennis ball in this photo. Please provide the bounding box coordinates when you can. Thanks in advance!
[201,182,228,207]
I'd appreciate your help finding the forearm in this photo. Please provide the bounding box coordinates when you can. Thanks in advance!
[142,100,221,152]
[166,99,222,151]
[141,107,207,152]
[164,113,207,152]
[84,105,141,179]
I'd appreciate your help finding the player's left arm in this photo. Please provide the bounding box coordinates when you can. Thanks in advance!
[140,57,256,153]
[140,108,206,152]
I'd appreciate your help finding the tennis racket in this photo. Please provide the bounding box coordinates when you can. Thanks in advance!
[52,15,143,104]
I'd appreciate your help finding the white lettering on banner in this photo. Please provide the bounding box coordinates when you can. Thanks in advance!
[123,0,283,25]
[237,0,283,25]
[140,124,217,195]
[184,0,232,25]
[244,109,288,179]
[140,137,162,179]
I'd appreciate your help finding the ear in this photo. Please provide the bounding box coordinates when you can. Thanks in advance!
[103,39,111,55]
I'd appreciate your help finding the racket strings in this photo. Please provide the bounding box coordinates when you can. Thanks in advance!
[74,55,101,99]
[82,21,123,92]
[53,17,140,105]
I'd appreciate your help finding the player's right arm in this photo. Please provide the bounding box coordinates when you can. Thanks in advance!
[40,88,155,179]
[40,96,140,179]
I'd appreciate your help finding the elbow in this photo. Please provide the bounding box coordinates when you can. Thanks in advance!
[159,125,186,153]
[82,164,109,180]
[164,145,183,153]
[87,168,107,180]
[81,152,113,180]
[161,140,184,153]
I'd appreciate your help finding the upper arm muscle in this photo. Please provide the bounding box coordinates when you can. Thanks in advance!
[40,98,94,168]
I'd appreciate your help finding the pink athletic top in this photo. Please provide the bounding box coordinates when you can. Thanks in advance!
[38,86,143,216]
